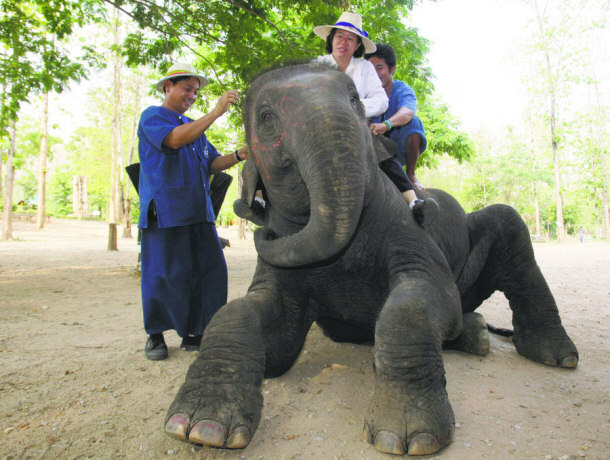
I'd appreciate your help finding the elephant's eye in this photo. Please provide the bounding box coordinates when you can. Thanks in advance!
[350,93,360,108]
[259,107,282,140]
[261,110,277,123]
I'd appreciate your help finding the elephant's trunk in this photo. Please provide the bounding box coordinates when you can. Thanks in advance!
[254,123,366,268]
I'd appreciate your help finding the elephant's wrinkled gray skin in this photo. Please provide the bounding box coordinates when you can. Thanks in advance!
[164,64,578,456]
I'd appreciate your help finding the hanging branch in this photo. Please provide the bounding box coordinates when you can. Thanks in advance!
[103,0,229,85]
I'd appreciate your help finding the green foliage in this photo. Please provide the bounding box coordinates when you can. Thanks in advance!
[418,99,474,166]
[47,163,73,215]
[64,124,113,217]
[0,0,106,139]
[117,1,431,100]
[16,169,37,202]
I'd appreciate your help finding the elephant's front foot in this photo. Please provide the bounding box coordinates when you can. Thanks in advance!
[443,311,490,356]
[513,324,578,368]
[363,379,454,456]
[164,379,263,449]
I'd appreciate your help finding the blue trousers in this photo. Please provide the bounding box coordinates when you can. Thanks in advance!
[140,221,227,337]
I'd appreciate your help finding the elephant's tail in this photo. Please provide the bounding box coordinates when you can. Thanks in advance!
[486,323,514,337]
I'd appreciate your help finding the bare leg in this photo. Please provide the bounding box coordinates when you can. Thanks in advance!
[402,189,417,205]
[406,134,425,190]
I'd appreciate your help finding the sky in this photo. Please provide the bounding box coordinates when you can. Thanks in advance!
[408,0,529,133]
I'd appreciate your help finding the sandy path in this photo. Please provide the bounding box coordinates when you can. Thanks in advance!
[0,217,608,459]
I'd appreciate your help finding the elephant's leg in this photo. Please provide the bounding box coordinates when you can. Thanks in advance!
[364,276,462,456]
[164,285,311,449]
[443,311,490,356]
[462,205,578,368]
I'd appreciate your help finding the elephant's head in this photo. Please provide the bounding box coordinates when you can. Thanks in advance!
[242,63,382,268]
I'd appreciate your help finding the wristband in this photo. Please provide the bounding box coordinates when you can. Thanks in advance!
[234,150,243,162]
[383,120,392,130]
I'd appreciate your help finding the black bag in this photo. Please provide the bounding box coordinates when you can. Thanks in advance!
[125,163,233,221]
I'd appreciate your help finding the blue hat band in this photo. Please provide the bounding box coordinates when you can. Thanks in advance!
[334,21,368,38]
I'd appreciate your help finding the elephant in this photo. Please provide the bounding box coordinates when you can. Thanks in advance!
[163,63,578,456]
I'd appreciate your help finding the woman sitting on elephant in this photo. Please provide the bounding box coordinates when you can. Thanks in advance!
[311,12,426,211]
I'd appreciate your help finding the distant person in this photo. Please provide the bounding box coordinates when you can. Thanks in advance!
[579,227,585,244]
[137,62,249,361]
[366,43,428,190]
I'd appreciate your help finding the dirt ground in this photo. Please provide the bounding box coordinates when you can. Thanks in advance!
[0,217,608,460]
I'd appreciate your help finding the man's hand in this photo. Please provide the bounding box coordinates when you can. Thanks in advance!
[212,90,239,118]
[237,145,250,161]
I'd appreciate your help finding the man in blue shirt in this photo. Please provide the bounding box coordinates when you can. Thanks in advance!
[366,44,428,191]
[138,63,249,360]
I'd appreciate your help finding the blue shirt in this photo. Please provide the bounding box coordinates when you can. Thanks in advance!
[137,106,220,228]
[373,80,426,165]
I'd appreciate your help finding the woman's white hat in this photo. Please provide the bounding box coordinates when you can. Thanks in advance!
[313,11,376,54]
[155,62,209,93]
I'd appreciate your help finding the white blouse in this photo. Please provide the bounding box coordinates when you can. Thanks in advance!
[313,54,389,118]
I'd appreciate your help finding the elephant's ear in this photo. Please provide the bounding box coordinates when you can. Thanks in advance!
[372,134,397,163]
[240,158,260,207]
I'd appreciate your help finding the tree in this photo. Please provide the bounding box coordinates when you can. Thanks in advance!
[521,0,605,242]
[108,8,122,251]
[582,18,609,239]
[115,1,419,86]
[0,0,104,138]
[1,123,16,240]
[0,0,104,234]
[418,99,474,168]
[35,91,49,229]
[111,1,471,160]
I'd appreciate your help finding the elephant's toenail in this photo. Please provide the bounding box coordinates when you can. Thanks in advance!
[560,355,578,368]
[373,429,405,455]
[226,425,250,448]
[362,422,373,444]
[188,420,226,447]
[407,432,442,455]
[165,413,189,440]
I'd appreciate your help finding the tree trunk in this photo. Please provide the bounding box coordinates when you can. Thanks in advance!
[1,124,16,240]
[0,147,3,198]
[593,188,600,238]
[601,150,609,240]
[35,92,49,229]
[592,69,609,239]
[72,176,88,218]
[121,75,142,239]
[532,0,566,243]
[108,223,117,250]
[108,10,122,251]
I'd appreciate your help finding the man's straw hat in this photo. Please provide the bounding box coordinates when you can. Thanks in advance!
[155,62,209,93]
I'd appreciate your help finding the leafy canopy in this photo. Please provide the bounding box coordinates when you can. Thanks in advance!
[0,0,106,137]
[112,0,470,161]
[2,0,472,162]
